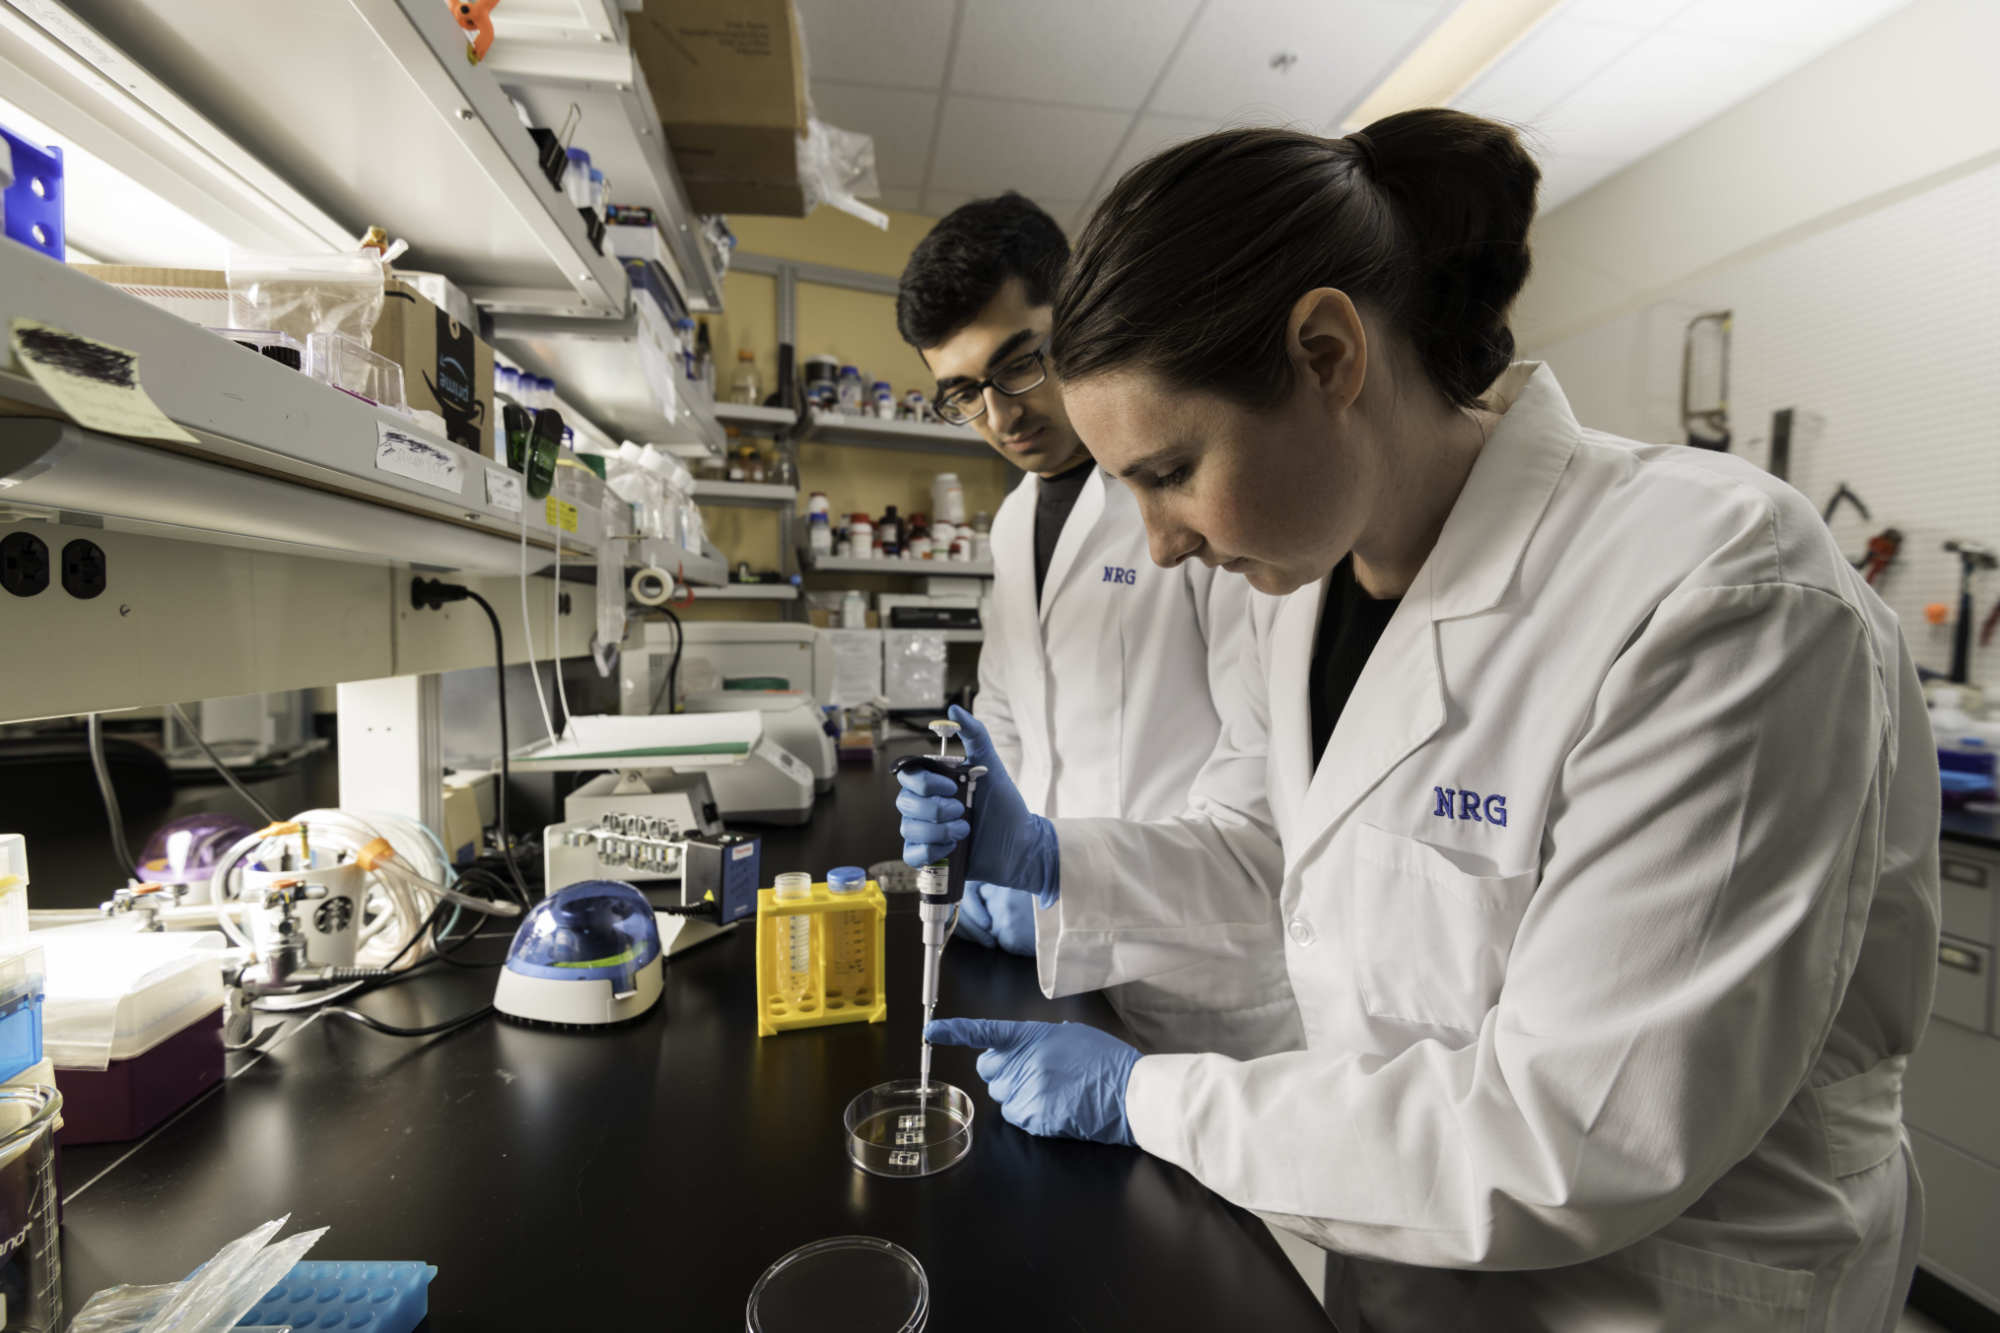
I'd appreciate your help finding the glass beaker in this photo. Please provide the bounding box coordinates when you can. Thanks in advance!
[0,1085,62,1332]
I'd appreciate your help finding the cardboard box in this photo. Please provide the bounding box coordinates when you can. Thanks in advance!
[372,278,494,454]
[74,265,229,326]
[632,0,810,217]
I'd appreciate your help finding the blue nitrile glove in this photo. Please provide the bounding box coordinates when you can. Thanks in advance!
[954,881,1038,956]
[895,705,1059,905]
[925,1017,1141,1144]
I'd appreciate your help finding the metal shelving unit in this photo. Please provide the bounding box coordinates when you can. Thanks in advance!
[691,480,797,507]
[0,245,597,567]
[617,538,727,588]
[688,584,800,602]
[799,410,989,458]
[0,0,629,316]
[490,300,726,458]
[715,403,801,435]
[485,35,726,311]
[802,554,994,579]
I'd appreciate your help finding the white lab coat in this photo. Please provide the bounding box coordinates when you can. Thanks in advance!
[977,465,1301,1060]
[1041,365,1941,1331]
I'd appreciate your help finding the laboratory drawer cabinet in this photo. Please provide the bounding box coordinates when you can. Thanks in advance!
[1910,1128,2000,1311]
[1939,844,1997,945]
[1932,936,1993,1034]
[1904,1016,2000,1167]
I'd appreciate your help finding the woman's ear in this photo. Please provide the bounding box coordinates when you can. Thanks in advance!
[1286,288,1367,413]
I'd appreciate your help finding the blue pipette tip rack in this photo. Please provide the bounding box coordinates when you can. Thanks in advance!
[235,1260,436,1331]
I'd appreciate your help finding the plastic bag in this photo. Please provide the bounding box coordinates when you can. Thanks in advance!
[798,118,886,229]
[226,249,385,346]
[71,1216,328,1333]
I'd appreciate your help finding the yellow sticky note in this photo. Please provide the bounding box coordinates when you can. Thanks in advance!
[8,318,198,444]
[544,496,578,533]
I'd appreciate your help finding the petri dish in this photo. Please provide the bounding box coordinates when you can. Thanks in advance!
[843,1079,973,1178]
[747,1236,928,1333]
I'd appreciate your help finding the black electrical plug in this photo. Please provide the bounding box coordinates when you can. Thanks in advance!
[411,576,474,610]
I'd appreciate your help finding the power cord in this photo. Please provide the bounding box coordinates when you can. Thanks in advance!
[86,713,136,874]
[647,607,684,714]
[411,578,537,907]
[168,702,279,823]
[321,1003,493,1039]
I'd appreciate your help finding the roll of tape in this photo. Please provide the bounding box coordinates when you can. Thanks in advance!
[629,566,675,607]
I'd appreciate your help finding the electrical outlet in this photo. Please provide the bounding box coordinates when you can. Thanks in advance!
[0,532,50,597]
[62,539,107,599]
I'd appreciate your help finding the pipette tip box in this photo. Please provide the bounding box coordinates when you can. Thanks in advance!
[755,880,887,1036]
[235,1259,436,1332]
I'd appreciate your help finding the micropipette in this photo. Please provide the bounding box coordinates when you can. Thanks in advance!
[892,721,985,1090]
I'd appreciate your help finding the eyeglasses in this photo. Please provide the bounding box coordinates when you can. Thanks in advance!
[932,345,1048,425]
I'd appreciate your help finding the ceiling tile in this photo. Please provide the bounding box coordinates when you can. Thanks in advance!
[949,0,1199,110]
[1149,0,1453,125]
[1553,0,1693,30]
[875,186,924,213]
[1097,112,1217,195]
[927,96,1132,201]
[1452,16,1646,126]
[1667,0,1910,44]
[794,0,959,90]
[810,82,938,188]
[1532,30,1809,164]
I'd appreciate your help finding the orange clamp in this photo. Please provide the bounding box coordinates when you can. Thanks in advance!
[355,837,397,872]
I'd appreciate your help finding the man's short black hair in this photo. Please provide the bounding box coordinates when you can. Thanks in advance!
[896,192,1069,350]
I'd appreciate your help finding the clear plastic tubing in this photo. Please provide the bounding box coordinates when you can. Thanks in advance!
[774,872,814,1007]
[826,866,869,1003]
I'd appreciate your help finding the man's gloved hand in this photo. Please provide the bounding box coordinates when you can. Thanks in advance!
[924,1018,1141,1144]
[954,881,1038,956]
[896,705,1058,905]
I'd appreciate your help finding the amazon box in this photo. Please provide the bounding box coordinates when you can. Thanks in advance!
[372,278,493,454]
[633,0,810,216]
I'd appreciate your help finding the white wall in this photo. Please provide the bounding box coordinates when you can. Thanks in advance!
[1516,0,2000,351]
[1519,0,2000,692]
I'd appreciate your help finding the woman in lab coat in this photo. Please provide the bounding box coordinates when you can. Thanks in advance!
[901,110,1941,1331]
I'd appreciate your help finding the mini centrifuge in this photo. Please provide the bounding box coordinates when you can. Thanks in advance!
[494,880,664,1027]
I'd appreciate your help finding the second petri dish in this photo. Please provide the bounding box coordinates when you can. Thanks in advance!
[843,1080,972,1178]
[747,1236,928,1333]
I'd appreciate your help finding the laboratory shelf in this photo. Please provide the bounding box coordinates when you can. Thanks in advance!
[5,0,629,317]
[490,299,725,457]
[803,555,994,578]
[799,410,990,458]
[617,538,727,588]
[0,244,599,571]
[484,35,725,311]
[688,583,800,601]
[715,403,802,435]
[691,480,798,507]
[490,0,629,45]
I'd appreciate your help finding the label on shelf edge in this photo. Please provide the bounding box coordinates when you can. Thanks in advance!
[375,420,462,492]
[8,318,197,445]
[485,468,522,514]
[545,495,579,533]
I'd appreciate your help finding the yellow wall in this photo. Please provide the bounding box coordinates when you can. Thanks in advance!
[689,206,1022,622]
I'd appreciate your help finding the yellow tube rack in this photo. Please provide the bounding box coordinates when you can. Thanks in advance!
[755,879,888,1036]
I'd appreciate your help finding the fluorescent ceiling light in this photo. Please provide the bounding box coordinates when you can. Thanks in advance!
[1343,0,1568,131]
[0,91,233,268]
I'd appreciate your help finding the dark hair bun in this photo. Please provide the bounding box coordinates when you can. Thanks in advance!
[1054,111,1539,411]
[1360,109,1539,406]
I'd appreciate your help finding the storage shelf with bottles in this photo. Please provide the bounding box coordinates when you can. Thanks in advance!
[800,553,994,579]
[715,403,801,436]
[690,480,798,507]
[799,410,989,457]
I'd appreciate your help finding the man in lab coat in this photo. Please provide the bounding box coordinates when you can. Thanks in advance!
[894,193,1299,1059]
